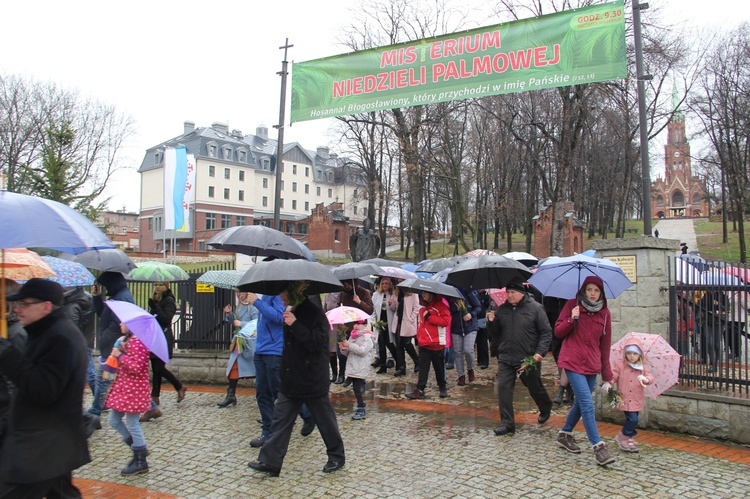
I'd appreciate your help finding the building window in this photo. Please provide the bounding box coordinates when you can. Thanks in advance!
[304,184,309,194]
[327,171,334,182]
[316,186,321,196]
[236,216,246,226]
[223,147,232,160]
[281,181,284,190]
[239,170,245,181]
[238,190,244,201]
[148,218,152,231]
[354,188,358,197]
[209,165,215,177]
[299,223,308,234]
[155,216,162,232]
[292,182,297,192]
[362,208,367,217]
[208,186,215,198]
[354,206,358,215]
[280,198,284,208]
[199,241,205,251]
[221,214,231,228]
[262,158,270,170]
[304,201,309,211]
[334,229,340,242]
[209,145,217,157]
[224,188,230,199]
[262,196,268,207]
[224,168,230,180]
[328,188,332,198]
[239,150,247,163]
[292,200,297,210]
[305,167,309,177]
[263,178,268,188]
[206,213,216,230]
[293,164,297,174]
[286,222,294,233]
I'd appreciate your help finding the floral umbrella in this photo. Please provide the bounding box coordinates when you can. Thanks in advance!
[129,261,190,282]
[610,331,681,398]
[40,255,95,287]
[0,248,56,281]
[325,305,372,326]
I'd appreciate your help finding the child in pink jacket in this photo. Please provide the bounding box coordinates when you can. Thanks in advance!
[611,341,654,453]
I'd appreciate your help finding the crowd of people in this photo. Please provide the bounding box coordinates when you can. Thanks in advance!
[0,260,650,493]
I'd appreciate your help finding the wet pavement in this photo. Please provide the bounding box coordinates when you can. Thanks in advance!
[74,365,750,498]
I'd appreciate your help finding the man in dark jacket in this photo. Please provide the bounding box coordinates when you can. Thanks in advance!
[87,271,135,419]
[249,283,345,477]
[487,277,553,436]
[63,286,95,394]
[0,279,90,497]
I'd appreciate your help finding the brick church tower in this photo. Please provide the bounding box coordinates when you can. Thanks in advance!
[650,92,709,219]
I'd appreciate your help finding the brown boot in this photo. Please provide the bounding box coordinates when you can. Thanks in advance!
[467,370,475,382]
[593,442,616,466]
[139,407,162,422]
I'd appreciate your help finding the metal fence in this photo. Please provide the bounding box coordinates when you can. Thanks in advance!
[127,261,236,350]
[669,257,750,395]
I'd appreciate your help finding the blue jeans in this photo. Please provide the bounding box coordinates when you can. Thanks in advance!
[108,410,146,448]
[622,411,639,437]
[86,347,97,397]
[451,331,477,377]
[561,370,601,446]
[88,359,112,416]
[254,353,281,437]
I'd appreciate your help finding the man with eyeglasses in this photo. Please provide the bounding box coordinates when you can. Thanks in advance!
[0,279,90,498]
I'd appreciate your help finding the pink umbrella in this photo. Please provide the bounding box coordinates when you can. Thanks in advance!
[610,332,681,398]
[722,265,750,283]
[325,305,372,326]
[487,288,507,306]
[377,266,417,281]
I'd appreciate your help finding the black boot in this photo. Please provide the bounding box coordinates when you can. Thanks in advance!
[562,385,575,404]
[335,373,344,384]
[217,388,237,408]
[553,386,564,405]
[121,446,149,476]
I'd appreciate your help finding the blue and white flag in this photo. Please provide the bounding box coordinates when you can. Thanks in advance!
[164,147,196,232]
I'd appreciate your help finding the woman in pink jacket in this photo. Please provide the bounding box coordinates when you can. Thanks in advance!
[554,276,616,467]
[611,339,655,453]
[390,287,421,376]
[105,324,152,476]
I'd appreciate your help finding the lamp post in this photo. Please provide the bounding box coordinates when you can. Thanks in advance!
[273,39,293,232]
[632,0,652,235]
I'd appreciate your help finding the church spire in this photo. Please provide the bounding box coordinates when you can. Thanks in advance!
[672,80,684,122]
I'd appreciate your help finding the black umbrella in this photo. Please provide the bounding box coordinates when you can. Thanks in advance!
[445,255,532,291]
[207,225,315,261]
[416,258,455,273]
[237,259,342,295]
[73,248,137,274]
[332,262,383,281]
[397,277,463,300]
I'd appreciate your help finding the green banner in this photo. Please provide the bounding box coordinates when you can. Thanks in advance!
[291,1,626,123]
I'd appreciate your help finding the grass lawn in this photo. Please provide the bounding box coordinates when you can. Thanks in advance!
[692,219,747,262]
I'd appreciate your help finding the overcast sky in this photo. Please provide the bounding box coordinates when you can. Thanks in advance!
[2,0,748,212]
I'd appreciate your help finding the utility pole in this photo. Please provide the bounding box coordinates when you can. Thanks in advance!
[273,38,293,232]
[632,0,652,236]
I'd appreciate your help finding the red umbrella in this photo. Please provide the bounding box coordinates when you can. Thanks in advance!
[610,332,681,398]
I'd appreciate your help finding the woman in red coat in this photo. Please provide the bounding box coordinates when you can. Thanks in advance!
[406,291,451,400]
[553,276,616,467]
[105,324,152,476]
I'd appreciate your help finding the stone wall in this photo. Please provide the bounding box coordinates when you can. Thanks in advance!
[591,236,750,444]
[166,350,255,388]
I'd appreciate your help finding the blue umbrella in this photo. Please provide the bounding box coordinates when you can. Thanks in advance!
[0,190,114,253]
[528,255,633,299]
[41,256,96,287]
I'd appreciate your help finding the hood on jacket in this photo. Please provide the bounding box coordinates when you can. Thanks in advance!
[623,336,645,360]
[577,275,607,307]
[96,271,128,296]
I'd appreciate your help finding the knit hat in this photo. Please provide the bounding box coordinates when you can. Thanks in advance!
[625,345,642,355]
[506,277,526,293]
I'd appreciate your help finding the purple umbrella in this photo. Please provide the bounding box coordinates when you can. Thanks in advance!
[105,300,170,364]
